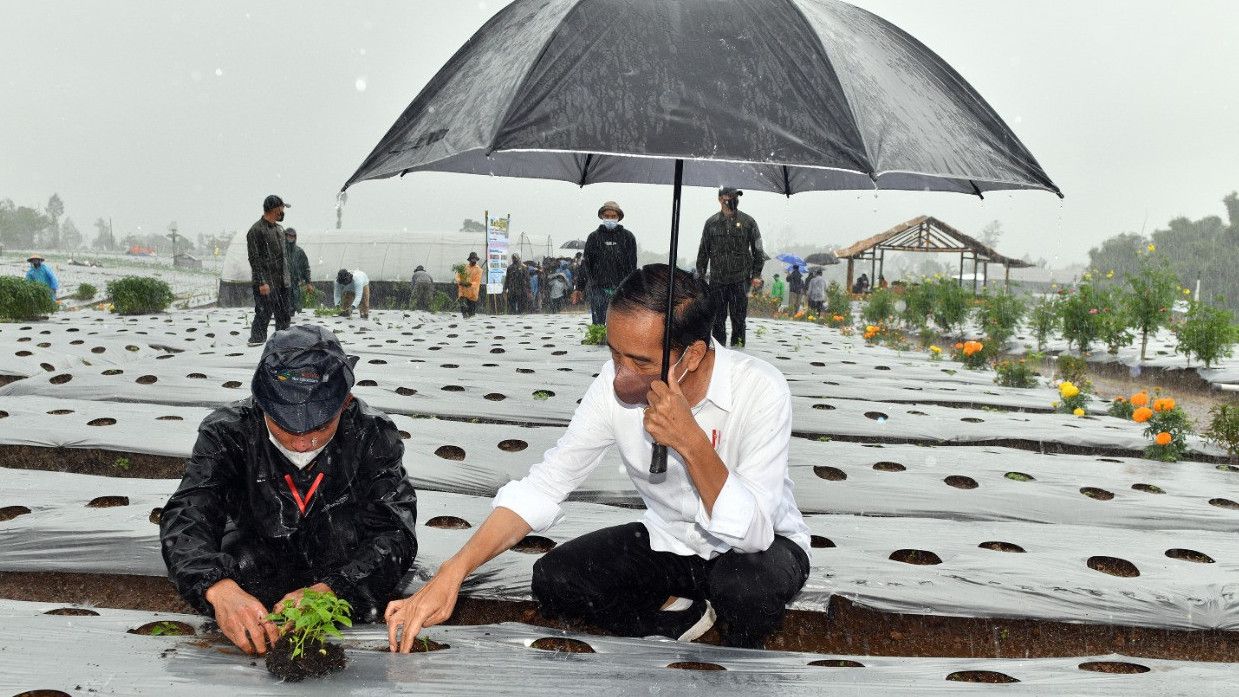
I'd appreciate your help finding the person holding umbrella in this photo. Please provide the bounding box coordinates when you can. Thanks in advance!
[575,200,638,326]
[384,265,810,652]
[696,188,768,348]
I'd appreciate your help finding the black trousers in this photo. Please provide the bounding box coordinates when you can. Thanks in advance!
[248,285,291,343]
[459,297,478,318]
[531,522,809,649]
[709,281,749,347]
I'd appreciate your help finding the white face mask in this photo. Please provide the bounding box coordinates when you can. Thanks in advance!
[601,219,619,230]
[268,428,331,469]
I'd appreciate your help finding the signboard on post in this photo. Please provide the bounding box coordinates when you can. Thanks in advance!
[485,213,511,295]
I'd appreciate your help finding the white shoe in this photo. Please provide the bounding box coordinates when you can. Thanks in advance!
[676,600,716,642]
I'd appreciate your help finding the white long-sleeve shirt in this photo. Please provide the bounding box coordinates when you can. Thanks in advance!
[333,269,369,308]
[493,345,811,559]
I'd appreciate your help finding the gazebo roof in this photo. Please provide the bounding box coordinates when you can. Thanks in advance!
[835,216,1032,268]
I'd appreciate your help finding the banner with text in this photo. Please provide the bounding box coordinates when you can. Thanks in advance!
[486,214,510,294]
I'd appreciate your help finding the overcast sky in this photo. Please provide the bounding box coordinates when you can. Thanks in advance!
[3,0,1237,267]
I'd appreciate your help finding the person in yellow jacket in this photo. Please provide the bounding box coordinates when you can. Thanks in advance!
[456,251,483,318]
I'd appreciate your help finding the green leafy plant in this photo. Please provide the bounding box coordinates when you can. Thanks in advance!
[106,276,175,315]
[977,290,1026,352]
[75,283,98,301]
[1058,281,1105,353]
[1053,354,1093,395]
[1054,380,1090,415]
[1136,396,1192,462]
[861,287,896,325]
[532,390,553,400]
[1092,286,1133,355]
[1203,403,1239,466]
[113,456,131,472]
[313,307,338,317]
[430,291,453,313]
[899,282,934,329]
[928,277,972,336]
[302,285,322,309]
[994,358,1038,388]
[581,323,607,345]
[1174,300,1238,368]
[0,277,57,321]
[1107,397,1135,420]
[266,590,352,660]
[1028,296,1061,352]
[452,263,468,282]
[148,621,186,636]
[824,281,851,319]
[1123,258,1179,361]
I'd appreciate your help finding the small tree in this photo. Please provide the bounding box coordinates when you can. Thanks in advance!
[1123,258,1179,361]
[1059,281,1105,353]
[929,277,972,336]
[899,282,934,329]
[861,287,896,325]
[1175,300,1238,368]
[1028,296,1061,352]
[977,290,1025,351]
[824,281,851,318]
[1094,286,1133,355]
[1204,403,1239,466]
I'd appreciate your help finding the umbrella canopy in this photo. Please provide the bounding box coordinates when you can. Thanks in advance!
[805,252,840,266]
[343,0,1058,197]
[776,253,808,272]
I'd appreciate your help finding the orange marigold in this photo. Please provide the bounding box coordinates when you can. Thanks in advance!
[1154,431,1172,446]
[1132,406,1153,423]
[954,342,964,350]
[1130,392,1149,407]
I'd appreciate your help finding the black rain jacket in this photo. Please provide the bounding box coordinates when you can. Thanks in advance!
[159,397,418,617]
[576,224,638,292]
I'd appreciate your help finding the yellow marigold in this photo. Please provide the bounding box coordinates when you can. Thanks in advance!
[1147,243,1156,253]
[1132,406,1153,423]
[1130,392,1149,407]
[1059,381,1080,398]
[1154,431,1172,446]
[929,345,942,353]
[1183,288,1191,295]
[866,325,879,333]
[1073,407,1085,416]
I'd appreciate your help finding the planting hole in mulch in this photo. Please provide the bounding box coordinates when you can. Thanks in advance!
[156,415,183,421]
[813,466,847,480]
[1208,498,1239,510]
[39,363,54,372]
[1005,471,1035,482]
[809,659,864,668]
[356,379,379,387]
[129,620,196,636]
[551,350,567,356]
[810,361,826,367]
[149,508,162,525]
[498,439,528,452]
[516,368,535,374]
[442,385,465,392]
[0,411,7,419]
[530,637,595,653]
[810,535,835,548]
[1216,464,1239,473]
[533,390,555,399]
[135,375,158,385]
[513,536,557,554]
[89,346,107,354]
[1078,661,1150,674]
[369,359,388,365]
[1080,487,1114,501]
[101,369,123,376]
[491,348,506,354]
[221,381,242,389]
[14,350,33,357]
[907,410,928,416]
[398,430,411,439]
[945,475,978,490]
[87,418,117,426]
[889,549,942,565]
[0,506,32,522]
[124,345,140,352]
[667,662,726,671]
[812,403,835,410]
[49,374,72,385]
[425,516,472,530]
[434,445,466,461]
[979,541,1026,553]
[1131,483,1165,494]
[960,417,985,424]
[12,690,72,697]
[1165,548,1215,564]
[484,393,507,401]
[186,372,207,379]
[44,607,99,616]
[266,635,346,682]
[86,496,129,508]
[946,671,1019,683]
[396,387,418,396]
[873,462,906,472]
[874,366,891,371]
[1098,458,1123,464]
[47,409,74,415]
[1087,556,1140,577]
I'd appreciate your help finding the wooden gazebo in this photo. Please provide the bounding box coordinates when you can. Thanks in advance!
[835,216,1031,293]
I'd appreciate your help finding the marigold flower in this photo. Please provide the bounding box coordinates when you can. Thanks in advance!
[1113,396,1126,403]
[1059,381,1079,398]
[1130,392,1149,407]
[954,342,964,350]
[1073,407,1085,416]
[1154,431,1172,446]
[1147,243,1156,253]
[929,345,942,353]
[1132,406,1153,423]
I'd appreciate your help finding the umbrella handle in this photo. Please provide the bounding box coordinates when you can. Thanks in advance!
[650,444,669,475]
[649,159,684,477]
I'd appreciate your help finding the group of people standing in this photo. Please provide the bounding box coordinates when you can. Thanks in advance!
[770,264,829,315]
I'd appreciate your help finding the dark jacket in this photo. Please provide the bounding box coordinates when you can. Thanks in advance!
[286,241,311,286]
[787,268,805,294]
[695,211,766,285]
[503,261,531,297]
[159,397,418,617]
[576,225,638,292]
[247,218,290,288]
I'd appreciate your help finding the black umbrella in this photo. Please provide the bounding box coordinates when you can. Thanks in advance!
[343,0,1060,474]
[805,252,840,266]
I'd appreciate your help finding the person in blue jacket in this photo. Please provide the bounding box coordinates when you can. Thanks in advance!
[25,254,59,300]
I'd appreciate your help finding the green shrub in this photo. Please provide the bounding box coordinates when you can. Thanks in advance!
[1059,282,1105,353]
[581,324,607,345]
[900,282,934,329]
[824,281,851,318]
[1028,296,1061,352]
[1053,354,1093,394]
[0,277,57,320]
[431,291,453,313]
[929,277,972,335]
[106,276,175,315]
[747,293,781,318]
[1107,397,1135,420]
[75,283,98,301]
[978,290,1026,351]
[302,285,322,309]
[1174,300,1238,368]
[994,358,1038,388]
[1203,403,1239,465]
[1141,401,1192,462]
[1123,259,1179,361]
[861,287,896,325]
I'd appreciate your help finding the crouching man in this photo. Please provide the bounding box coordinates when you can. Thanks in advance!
[160,325,418,655]
[386,265,810,652]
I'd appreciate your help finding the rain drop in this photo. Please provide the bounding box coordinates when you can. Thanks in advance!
[214,67,223,77]
[355,77,368,92]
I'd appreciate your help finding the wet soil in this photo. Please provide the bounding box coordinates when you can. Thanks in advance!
[0,445,184,479]
[265,635,346,682]
[1086,365,1235,432]
[6,571,1239,662]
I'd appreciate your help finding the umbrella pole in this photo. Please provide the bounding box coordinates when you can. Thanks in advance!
[650,159,685,475]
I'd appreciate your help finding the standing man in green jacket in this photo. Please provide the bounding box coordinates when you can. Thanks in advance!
[695,187,768,347]
[285,228,313,314]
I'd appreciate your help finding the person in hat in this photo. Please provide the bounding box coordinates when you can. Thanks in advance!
[284,228,313,314]
[334,268,371,320]
[411,265,435,311]
[457,252,483,318]
[503,253,532,314]
[385,265,810,653]
[24,253,59,301]
[575,200,638,326]
[246,195,293,346]
[695,187,768,347]
[159,325,418,656]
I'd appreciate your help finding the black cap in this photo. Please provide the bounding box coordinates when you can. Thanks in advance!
[251,325,358,433]
[718,187,743,197]
[263,194,290,212]
[467,252,480,262]
[336,269,353,285]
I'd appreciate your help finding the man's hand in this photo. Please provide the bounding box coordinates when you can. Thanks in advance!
[644,374,701,455]
[385,568,465,653]
[204,579,280,655]
[571,290,582,304]
[272,582,334,616]
[304,283,314,294]
[750,278,761,288]
[258,283,270,296]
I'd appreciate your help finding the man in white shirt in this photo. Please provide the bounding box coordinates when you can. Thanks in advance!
[385,264,810,651]
[334,269,370,320]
